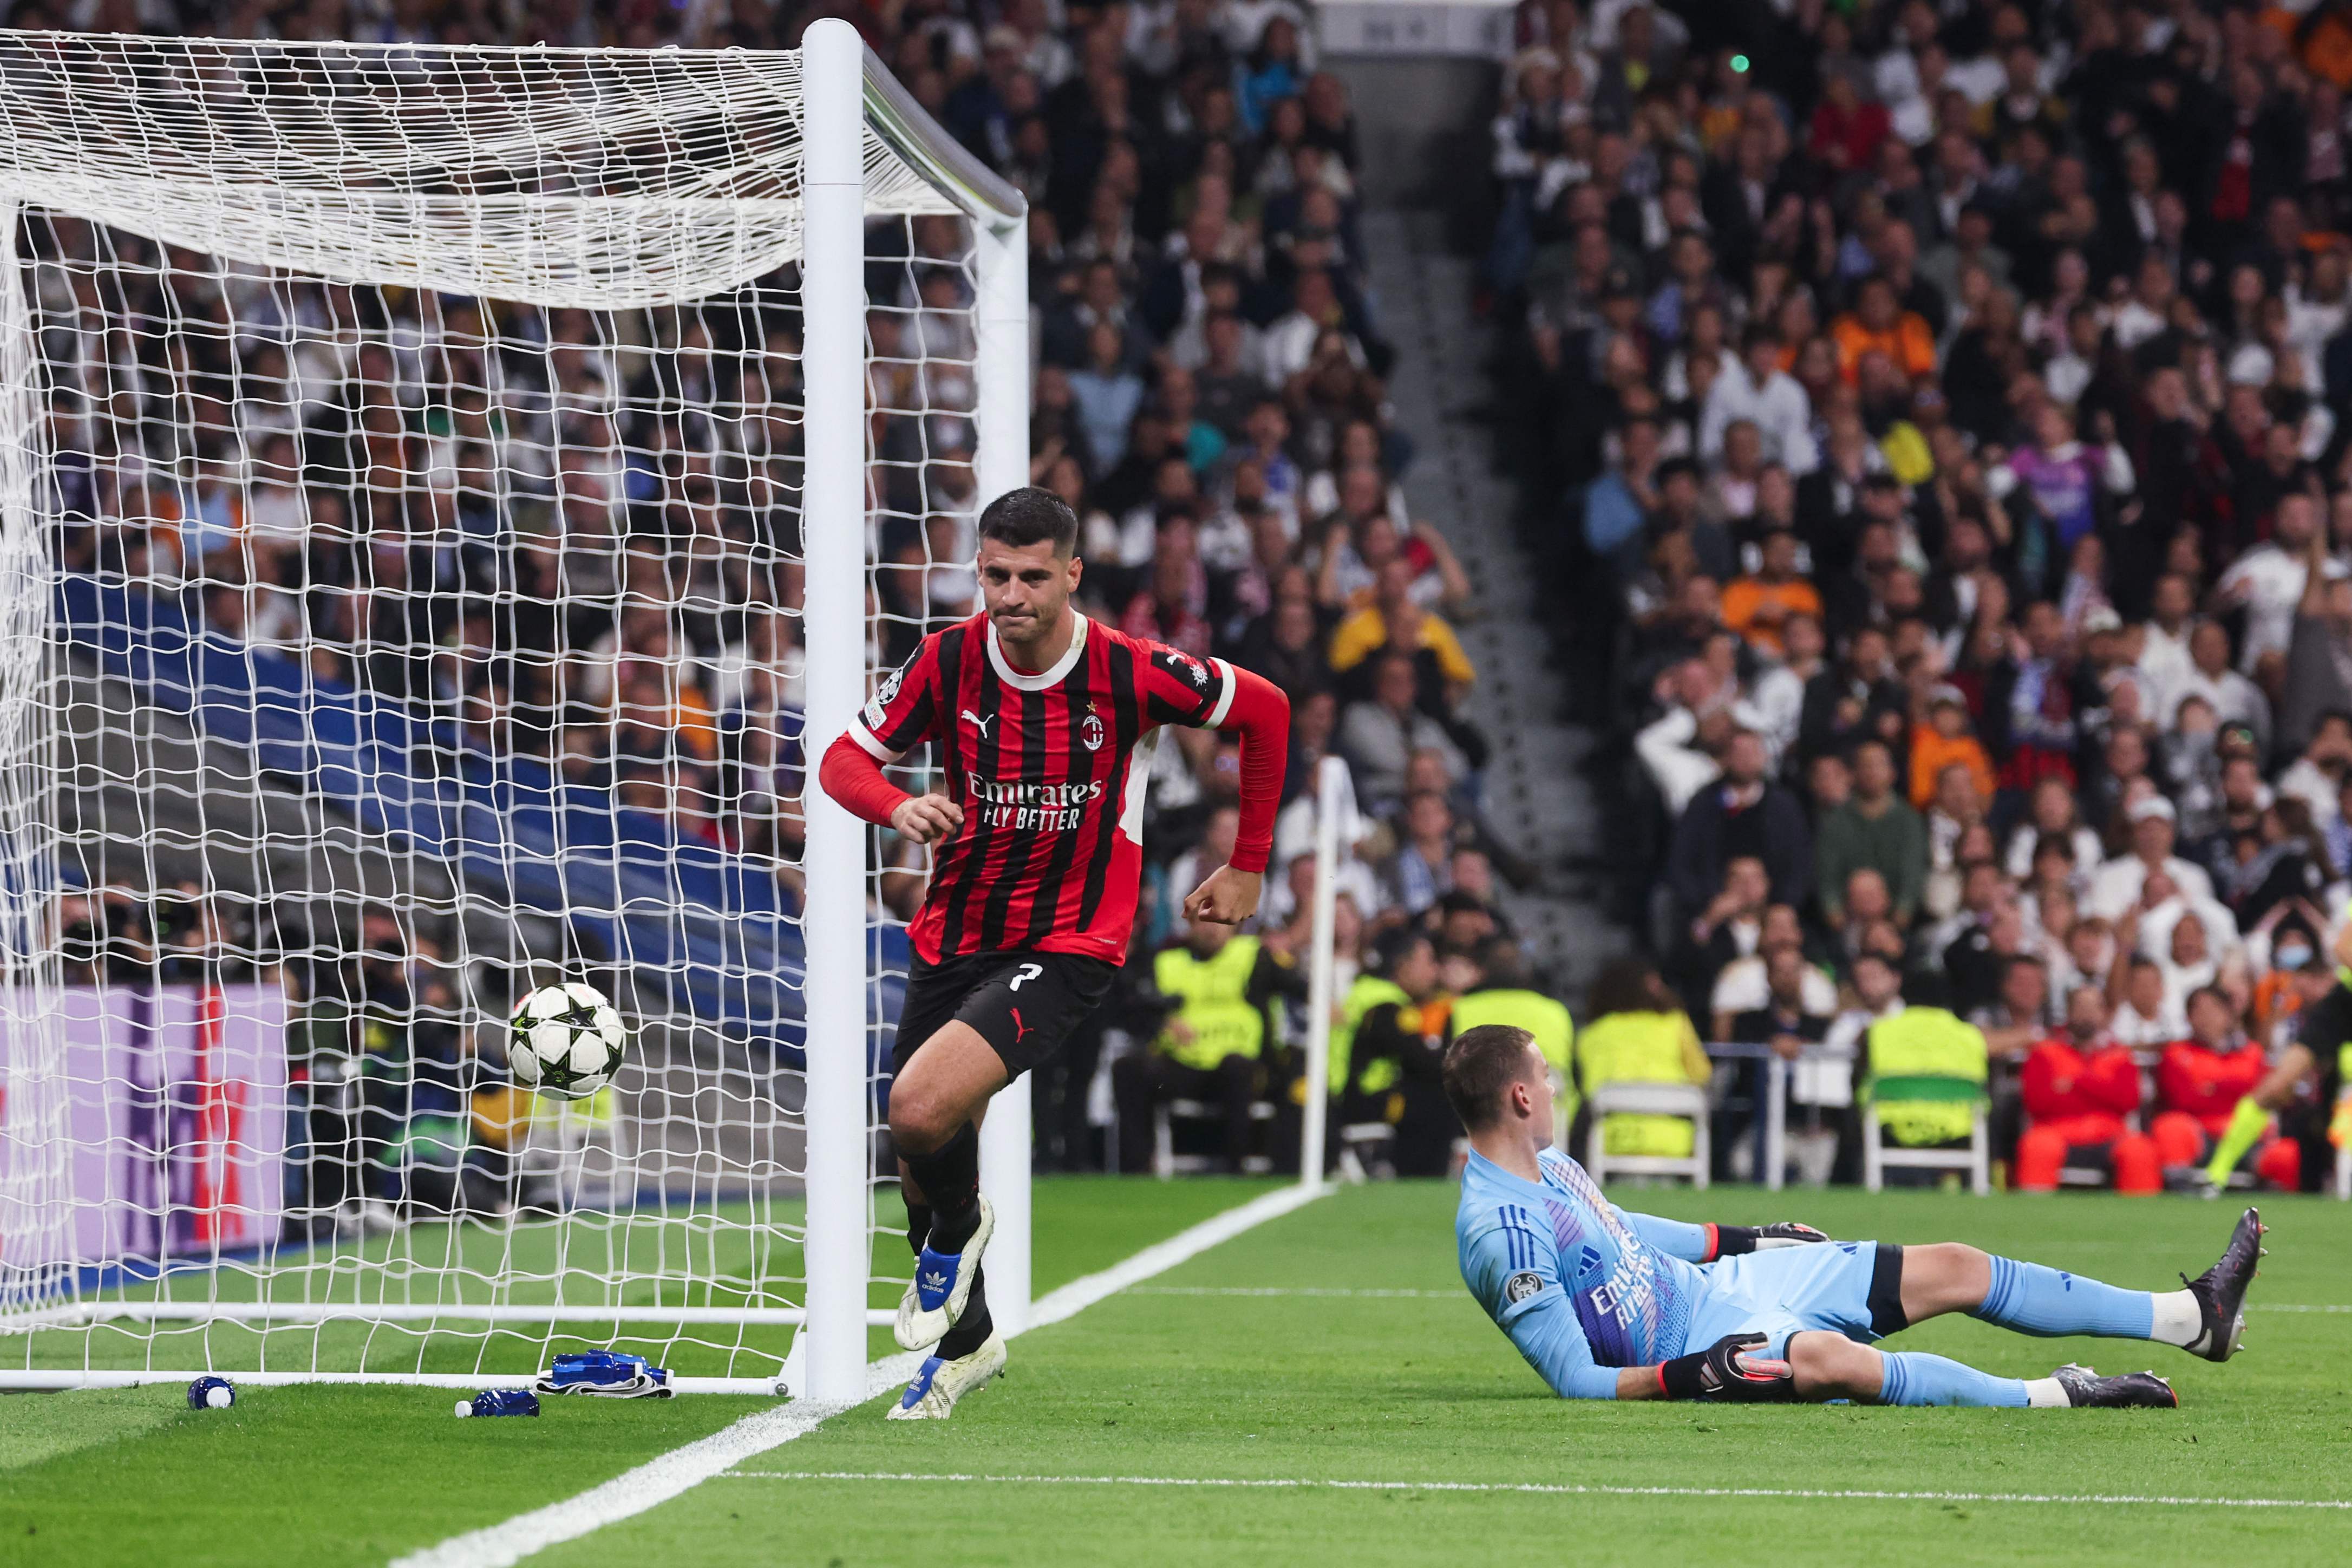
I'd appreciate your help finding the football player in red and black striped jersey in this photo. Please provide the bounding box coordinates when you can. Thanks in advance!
[819,486,1290,1418]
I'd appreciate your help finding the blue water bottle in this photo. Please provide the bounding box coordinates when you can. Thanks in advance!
[454,1388,541,1418]
[187,1376,236,1410]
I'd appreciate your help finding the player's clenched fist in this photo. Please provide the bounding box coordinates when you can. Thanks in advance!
[890,792,963,845]
[1181,865,1263,926]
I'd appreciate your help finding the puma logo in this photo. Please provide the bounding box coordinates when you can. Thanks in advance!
[962,708,994,738]
[1009,1007,1032,1044]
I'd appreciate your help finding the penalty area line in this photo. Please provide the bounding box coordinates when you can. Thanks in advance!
[721,1471,2352,1512]
[389,1182,1328,1568]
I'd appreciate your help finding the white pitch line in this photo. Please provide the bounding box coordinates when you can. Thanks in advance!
[1126,1285,1456,1298]
[722,1470,2352,1512]
[391,1182,1328,1568]
[2246,1304,2352,1312]
[1128,1287,2352,1312]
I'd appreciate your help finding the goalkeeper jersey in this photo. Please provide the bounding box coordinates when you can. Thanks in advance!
[1456,1147,1714,1399]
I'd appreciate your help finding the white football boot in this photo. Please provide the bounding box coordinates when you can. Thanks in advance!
[894,1194,994,1350]
[887,1331,1008,1421]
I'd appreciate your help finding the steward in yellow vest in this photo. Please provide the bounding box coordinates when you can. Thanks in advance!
[1860,1005,1988,1149]
[1572,959,1712,1160]
[1447,938,1573,1090]
[1343,927,1456,1175]
[1112,922,1304,1174]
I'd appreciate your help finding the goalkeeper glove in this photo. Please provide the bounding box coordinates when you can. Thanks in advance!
[1658,1333,1798,1402]
[1713,1222,1831,1257]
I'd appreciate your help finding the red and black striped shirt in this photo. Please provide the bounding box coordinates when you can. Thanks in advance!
[840,611,1277,964]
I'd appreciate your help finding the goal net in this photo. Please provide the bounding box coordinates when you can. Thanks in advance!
[0,23,1025,1400]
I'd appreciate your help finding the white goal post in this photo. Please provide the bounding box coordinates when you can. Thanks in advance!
[0,20,1026,1402]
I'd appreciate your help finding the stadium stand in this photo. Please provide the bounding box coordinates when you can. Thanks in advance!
[1493,0,2352,1191]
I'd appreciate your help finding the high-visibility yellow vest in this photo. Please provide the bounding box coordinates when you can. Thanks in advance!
[1576,1009,1703,1157]
[1453,986,1577,1123]
[1451,988,1573,1070]
[1154,937,1267,1070]
[1865,1007,1988,1146]
[1332,975,1408,1096]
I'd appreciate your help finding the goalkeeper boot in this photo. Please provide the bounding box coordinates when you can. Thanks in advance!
[887,1330,1007,1421]
[894,1194,994,1351]
[2052,1364,2178,1409]
[2181,1206,2265,1362]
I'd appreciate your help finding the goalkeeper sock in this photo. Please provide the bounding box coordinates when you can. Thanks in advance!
[1877,1351,2033,1408]
[903,1202,933,1259]
[1969,1254,2156,1338]
[936,1265,993,1360]
[903,1122,983,1252]
[2205,1096,2271,1186]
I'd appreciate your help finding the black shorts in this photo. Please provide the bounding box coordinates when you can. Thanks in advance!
[892,949,1119,1081]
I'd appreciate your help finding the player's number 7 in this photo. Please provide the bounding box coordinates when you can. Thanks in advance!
[1009,963,1044,991]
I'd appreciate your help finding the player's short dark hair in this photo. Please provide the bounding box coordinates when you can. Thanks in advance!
[976,486,1080,557]
[1443,1024,1539,1132]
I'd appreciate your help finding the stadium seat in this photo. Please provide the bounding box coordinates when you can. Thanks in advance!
[1583,1082,1710,1189]
[1152,1097,1277,1178]
[1335,1121,1396,1182]
[1861,1075,1990,1195]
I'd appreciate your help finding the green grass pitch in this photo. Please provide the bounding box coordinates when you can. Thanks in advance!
[4,1181,2348,1566]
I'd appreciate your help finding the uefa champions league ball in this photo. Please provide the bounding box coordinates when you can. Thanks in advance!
[507,981,628,1099]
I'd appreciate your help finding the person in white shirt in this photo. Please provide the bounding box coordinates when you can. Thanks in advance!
[2132,573,2197,728]
[2108,955,2187,1048]
[1700,325,1818,474]
[1819,950,1909,1112]
[2172,619,2273,756]
[2213,492,2330,677]
[1747,610,1824,764]
[2285,249,2349,396]
[2085,795,2217,921]
[1708,903,1839,1038]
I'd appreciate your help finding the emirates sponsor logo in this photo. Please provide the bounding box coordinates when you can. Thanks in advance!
[968,770,1105,831]
[967,772,1105,809]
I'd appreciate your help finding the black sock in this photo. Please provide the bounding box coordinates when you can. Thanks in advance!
[936,1265,992,1358]
[903,1201,933,1260]
[901,1122,981,1251]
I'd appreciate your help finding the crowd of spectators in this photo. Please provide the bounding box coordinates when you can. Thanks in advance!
[1499,0,2352,1190]
[29,0,1538,1179]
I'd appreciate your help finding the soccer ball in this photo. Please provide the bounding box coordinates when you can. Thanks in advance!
[507,982,628,1099]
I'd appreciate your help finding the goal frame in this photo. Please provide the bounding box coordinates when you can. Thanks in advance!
[0,17,1030,1403]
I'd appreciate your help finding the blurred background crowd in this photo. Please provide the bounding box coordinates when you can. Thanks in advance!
[1500,0,2352,1192]
[44,0,2352,1197]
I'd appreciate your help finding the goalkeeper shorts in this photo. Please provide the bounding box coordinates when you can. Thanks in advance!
[1680,1240,1909,1362]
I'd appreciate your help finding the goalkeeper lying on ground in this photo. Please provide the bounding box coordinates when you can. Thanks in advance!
[1443,1024,2264,1408]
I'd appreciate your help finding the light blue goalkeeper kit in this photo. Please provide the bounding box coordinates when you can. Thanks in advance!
[1458,1148,2165,1406]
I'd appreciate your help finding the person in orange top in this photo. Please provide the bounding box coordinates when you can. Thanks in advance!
[1719,525,1823,658]
[2014,985,2160,1192]
[1909,687,1998,809]
[1830,274,1937,384]
[2152,985,2301,1190]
